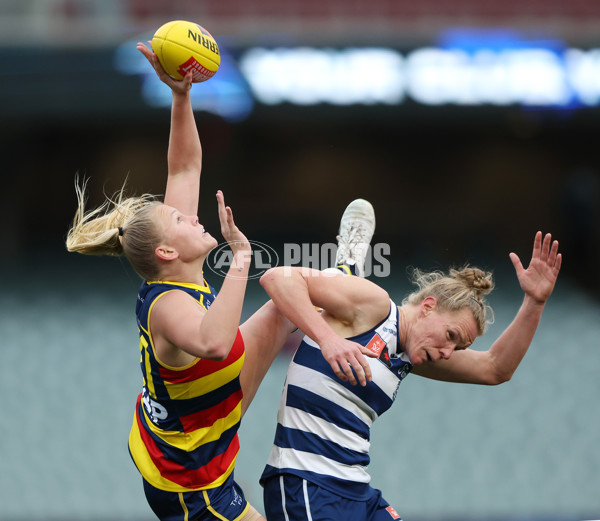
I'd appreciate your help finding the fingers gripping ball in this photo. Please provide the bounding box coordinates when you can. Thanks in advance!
[151,20,220,82]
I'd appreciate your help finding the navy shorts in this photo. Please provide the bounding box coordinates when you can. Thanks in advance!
[262,474,402,521]
[143,472,250,521]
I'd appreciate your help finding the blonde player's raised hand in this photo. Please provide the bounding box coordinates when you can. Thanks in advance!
[509,231,562,305]
[136,41,193,94]
[216,190,251,257]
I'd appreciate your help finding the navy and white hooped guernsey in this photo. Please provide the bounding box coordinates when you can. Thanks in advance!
[260,299,413,500]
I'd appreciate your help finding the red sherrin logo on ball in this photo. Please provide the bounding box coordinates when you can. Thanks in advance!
[177,57,215,82]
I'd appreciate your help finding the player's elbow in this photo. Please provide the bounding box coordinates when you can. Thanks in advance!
[487,368,514,385]
[194,336,232,361]
[202,342,231,361]
[259,268,274,288]
[483,354,516,385]
[260,267,284,290]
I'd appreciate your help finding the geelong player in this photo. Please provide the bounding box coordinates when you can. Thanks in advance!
[259,200,561,521]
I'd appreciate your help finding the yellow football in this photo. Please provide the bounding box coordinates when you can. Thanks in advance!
[151,20,220,83]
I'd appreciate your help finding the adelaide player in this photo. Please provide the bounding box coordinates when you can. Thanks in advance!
[66,41,375,521]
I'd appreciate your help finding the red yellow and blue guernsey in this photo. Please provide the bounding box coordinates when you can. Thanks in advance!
[128,279,245,492]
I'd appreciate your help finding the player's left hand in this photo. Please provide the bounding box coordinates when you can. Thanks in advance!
[216,190,251,256]
[509,231,562,305]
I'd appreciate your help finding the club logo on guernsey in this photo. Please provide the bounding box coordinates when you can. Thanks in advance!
[386,506,401,519]
[366,333,393,368]
[366,333,386,357]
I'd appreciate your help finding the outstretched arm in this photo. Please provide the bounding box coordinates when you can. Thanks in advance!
[137,42,202,216]
[260,267,390,385]
[414,231,562,384]
[150,192,252,363]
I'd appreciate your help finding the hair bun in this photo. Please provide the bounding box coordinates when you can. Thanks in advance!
[451,266,494,296]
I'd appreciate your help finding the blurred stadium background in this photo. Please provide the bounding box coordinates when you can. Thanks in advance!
[1,1,599,520]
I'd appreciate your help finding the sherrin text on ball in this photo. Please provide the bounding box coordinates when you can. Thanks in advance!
[151,20,220,83]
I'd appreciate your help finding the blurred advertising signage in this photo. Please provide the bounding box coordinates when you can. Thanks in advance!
[239,45,600,108]
[117,30,600,119]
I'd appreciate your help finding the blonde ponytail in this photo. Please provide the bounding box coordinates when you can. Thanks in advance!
[66,177,163,280]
